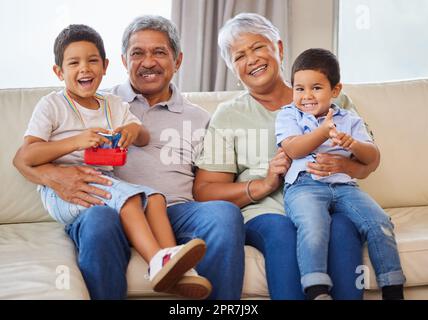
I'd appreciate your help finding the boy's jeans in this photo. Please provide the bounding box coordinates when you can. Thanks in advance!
[245,212,364,300]
[284,172,405,291]
[66,200,245,300]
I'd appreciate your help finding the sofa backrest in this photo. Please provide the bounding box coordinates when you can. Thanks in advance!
[1,80,427,224]
[1,87,60,224]
[342,79,428,209]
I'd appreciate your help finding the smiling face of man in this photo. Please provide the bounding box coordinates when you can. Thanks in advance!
[122,29,182,106]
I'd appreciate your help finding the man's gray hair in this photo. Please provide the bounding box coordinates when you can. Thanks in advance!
[218,13,281,71]
[122,15,181,59]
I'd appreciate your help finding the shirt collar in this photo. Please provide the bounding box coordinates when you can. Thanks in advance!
[118,80,183,113]
[330,103,345,116]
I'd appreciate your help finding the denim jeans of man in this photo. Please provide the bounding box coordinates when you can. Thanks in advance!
[284,172,405,292]
[65,206,130,300]
[245,212,364,300]
[167,201,246,299]
[66,200,245,300]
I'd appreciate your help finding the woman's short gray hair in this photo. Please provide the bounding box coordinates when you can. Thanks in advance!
[218,13,281,70]
[122,15,181,59]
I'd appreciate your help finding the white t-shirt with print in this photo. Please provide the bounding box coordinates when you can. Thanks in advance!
[24,90,141,170]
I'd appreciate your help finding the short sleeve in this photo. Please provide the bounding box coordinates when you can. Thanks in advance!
[195,104,238,173]
[24,97,55,141]
[350,116,373,143]
[120,100,142,126]
[275,106,304,146]
[335,91,374,140]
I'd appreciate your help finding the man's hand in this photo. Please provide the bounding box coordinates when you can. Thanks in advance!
[49,166,112,207]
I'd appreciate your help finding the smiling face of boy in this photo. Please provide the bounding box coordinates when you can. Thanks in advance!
[293,69,342,117]
[53,41,108,108]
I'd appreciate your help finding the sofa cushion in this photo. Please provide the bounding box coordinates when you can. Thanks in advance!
[0,222,88,299]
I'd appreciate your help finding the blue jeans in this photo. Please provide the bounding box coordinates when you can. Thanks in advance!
[246,213,364,300]
[167,201,245,299]
[284,172,405,291]
[65,206,130,300]
[66,200,245,300]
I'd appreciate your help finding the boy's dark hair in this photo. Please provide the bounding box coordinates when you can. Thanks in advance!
[54,24,106,67]
[291,48,340,88]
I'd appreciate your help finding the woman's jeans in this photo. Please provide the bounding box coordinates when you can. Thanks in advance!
[246,213,363,300]
[284,172,405,292]
[65,200,245,300]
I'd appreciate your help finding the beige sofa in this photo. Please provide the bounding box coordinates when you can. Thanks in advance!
[1,79,428,299]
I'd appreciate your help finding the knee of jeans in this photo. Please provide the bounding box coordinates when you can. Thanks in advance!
[370,220,396,239]
[79,206,122,241]
[261,216,297,248]
[200,200,245,241]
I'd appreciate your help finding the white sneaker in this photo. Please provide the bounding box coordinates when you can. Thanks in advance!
[314,293,333,300]
[149,238,206,292]
[167,268,212,300]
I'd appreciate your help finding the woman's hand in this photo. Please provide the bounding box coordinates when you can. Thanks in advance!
[306,153,378,179]
[306,153,351,177]
[262,148,292,192]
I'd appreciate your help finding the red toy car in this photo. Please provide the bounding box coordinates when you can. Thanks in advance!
[84,147,127,166]
[84,132,127,166]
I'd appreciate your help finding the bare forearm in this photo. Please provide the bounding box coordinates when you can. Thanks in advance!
[13,149,57,186]
[345,155,380,179]
[282,129,327,159]
[194,179,272,208]
[20,138,77,167]
[350,141,379,166]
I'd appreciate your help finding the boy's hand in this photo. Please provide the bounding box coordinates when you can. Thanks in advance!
[74,128,111,150]
[113,123,140,149]
[320,108,337,139]
[331,131,355,150]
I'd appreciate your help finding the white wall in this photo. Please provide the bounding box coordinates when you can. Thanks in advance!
[287,0,335,80]
[0,0,171,89]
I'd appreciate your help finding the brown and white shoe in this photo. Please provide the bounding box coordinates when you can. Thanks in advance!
[148,238,206,292]
[168,268,212,300]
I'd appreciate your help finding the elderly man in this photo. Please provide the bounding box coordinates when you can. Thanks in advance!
[13,15,245,300]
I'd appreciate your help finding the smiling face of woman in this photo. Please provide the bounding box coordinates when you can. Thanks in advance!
[229,33,284,94]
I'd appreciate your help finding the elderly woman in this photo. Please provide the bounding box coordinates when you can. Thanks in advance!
[193,13,379,300]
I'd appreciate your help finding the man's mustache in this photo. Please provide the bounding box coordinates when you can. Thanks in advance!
[137,68,163,76]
